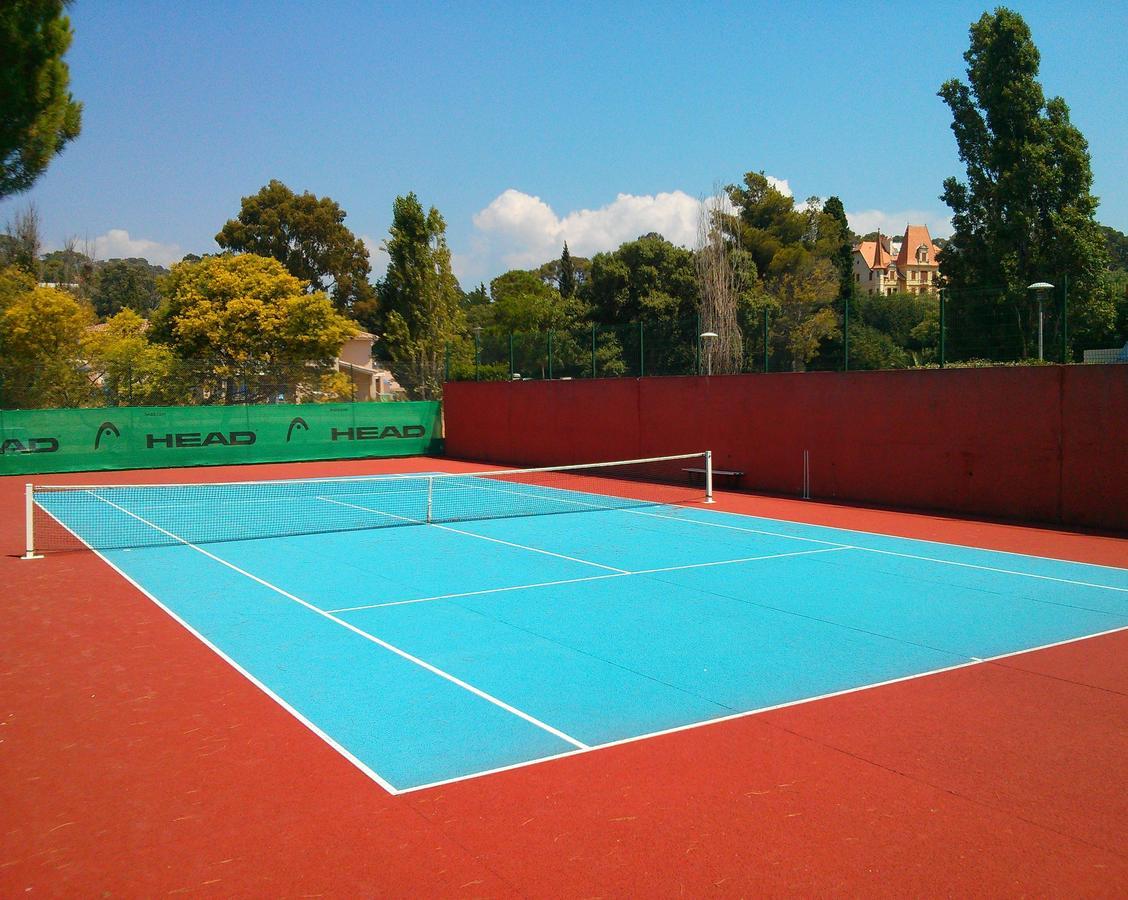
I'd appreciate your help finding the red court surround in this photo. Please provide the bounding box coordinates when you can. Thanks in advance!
[2,458,1125,895]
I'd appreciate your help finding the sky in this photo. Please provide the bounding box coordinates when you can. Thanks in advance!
[4,0,1126,287]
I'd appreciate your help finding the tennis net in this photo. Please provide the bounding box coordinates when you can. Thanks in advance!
[23,452,714,555]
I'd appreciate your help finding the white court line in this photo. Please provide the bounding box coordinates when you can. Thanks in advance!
[87,492,589,756]
[445,477,1127,589]
[37,498,401,796]
[317,495,629,574]
[396,622,1128,794]
[42,487,1128,797]
[633,509,1128,593]
[852,546,1128,594]
[383,474,1126,596]
[329,572,629,613]
[635,505,1128,572]
[327,546,850,614]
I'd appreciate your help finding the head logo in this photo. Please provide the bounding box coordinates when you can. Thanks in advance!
[286,417,309,442]
[94,421,120,450]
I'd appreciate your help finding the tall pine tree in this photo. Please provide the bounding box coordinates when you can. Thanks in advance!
[558,242,576,298]
[378,193,465,399]
[938,8,1107,360]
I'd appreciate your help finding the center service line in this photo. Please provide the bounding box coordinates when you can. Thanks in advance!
[329,546,849,614]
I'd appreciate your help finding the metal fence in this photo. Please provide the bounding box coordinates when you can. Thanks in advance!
[0,360,396,410]
[448,274,1128,381]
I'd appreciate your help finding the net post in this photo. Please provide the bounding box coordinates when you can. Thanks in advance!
[704,451,714,503]
[22,483,42,559]
[426,475,434,524]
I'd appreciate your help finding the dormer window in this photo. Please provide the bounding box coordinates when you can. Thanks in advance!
[916,244,929,263]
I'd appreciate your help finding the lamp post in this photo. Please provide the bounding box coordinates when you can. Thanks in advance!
[700,331,718,376]
[1027,282,1054,361]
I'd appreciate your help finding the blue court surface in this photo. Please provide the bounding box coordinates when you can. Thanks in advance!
[38,474,1128,793]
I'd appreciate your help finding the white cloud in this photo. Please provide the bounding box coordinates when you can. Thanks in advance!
[459,179,791,283]
[846,209,953,240]
[361,234,389,279]
[92,229,183,267]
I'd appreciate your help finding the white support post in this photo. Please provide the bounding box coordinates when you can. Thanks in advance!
[22,483,42,559]
[704,450,714,503]
[426,475,434,523]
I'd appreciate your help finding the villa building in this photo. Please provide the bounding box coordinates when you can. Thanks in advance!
[336,331,405,400]
[853,224,941,296]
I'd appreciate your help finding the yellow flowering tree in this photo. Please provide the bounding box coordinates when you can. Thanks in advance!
[0,266,94,408]
[153,254,358,403]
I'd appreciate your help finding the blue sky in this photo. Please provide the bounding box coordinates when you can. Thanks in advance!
[4,0,1126,287]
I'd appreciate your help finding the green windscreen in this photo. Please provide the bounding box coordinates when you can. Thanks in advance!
[0,402,442,475]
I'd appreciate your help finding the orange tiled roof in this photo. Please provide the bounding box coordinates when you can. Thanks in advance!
[855,240,892,270]
[895,224,940,267]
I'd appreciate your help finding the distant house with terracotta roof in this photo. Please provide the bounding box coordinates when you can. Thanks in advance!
[853,224,941,296]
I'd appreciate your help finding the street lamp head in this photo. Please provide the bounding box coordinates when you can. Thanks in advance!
[1027,282,1054,291]
[700,331,719,339]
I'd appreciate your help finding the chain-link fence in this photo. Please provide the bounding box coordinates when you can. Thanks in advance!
[448,275,1128,381]
[0,359,399,410]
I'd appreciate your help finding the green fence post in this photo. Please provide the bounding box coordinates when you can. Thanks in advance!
[639,322,645,377]
[939,289,946,368]
[1061,274,1069,363]
[843,296,850,372]
[508,333,514,379]
[591,324,597,378]
[763,308,769,373]
[695,313,701,375]
[548,331,554,379]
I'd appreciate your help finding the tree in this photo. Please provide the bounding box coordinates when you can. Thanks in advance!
[769,259,840,371]
[696,191,746,374]
[558,243,576,298]
[1,202,43,275]
[938,8,1108,360]
[536,249,591,294]
[583,234,700,375]
[0,1,82,197]
[377,193,465,399]
[723,172,844,370]
[1101,225,1128,273]
[83,308,181,405]
[820,197,855,299]
[216,180,376,312]
[0,266,93,407]
[40,240,92,285]
[586,233,699,324]
[486,270,581,335]
[91,258,162,318]
[152,254,358,403]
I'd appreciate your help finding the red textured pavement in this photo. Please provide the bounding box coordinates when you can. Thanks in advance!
[2,458,1125,896]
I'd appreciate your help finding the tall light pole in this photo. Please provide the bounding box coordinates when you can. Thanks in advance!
[1028,282,1054,361]
[700,332,718,376]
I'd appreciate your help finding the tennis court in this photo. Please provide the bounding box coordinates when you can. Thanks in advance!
[25,453,1128,794]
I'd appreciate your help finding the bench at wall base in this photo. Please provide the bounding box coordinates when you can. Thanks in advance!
[683,466,744,488]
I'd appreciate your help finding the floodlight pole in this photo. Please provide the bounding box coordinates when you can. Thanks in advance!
[1028,282,1054,362]
[700,332,719,376]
